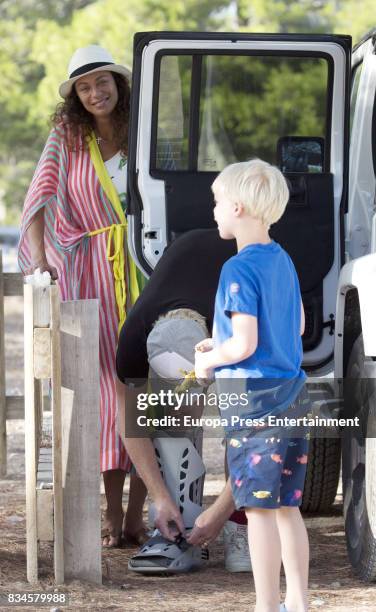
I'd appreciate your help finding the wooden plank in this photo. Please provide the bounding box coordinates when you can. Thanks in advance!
[3,272,23,297]
[37,489,54,541]
[33,328,51,379]
[61,299,101,584]
[37,467,53,480]
[39,454,52,464]
[24,284,38,583]
[6,395,50,420]
[50,286,64,585]
[33,286,50,328]
[34,379,43,475]
[6,396,24,420]
[39,447,51,456]
[0,253,6,476]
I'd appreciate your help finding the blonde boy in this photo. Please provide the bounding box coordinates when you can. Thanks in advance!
[187,160,309,612]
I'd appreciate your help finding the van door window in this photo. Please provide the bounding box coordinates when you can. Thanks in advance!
[198,54,329,171]
[151,50,335,354]
[155,55,192,170]
[153,53,330,174]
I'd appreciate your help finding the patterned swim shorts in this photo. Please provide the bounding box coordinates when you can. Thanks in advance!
[226,432,309,510]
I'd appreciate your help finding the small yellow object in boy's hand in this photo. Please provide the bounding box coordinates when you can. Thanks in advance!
[174,369,200,394]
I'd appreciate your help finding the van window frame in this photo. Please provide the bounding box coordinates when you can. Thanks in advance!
[349,60,363,137]
[149,49,334,176]
[372,81,376,177]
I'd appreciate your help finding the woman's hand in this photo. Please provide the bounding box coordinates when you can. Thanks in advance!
[195,337,214,353]
[25,208,58,280]
[25,260,58,280]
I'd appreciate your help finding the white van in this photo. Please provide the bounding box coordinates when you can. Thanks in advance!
[126,30,376,581]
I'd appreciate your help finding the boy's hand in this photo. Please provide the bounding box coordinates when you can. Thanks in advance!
[186,505,225,547]
[195,338,214,353]
[194,350,214,383]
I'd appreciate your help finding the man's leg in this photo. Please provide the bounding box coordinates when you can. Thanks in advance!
[116,378,185,540]
[150,427,205,529]
[223,444,251,572]
[127,312,210,572]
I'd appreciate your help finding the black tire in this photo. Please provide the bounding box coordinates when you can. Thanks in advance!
[301,437,341,513]
[342,334,376,581]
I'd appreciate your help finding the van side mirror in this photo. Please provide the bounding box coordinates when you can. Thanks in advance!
[277,136,325,173]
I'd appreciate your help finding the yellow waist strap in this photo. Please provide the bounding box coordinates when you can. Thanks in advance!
[88,223,128,333]
[87,134,140,334]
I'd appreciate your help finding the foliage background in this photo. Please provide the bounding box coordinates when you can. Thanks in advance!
[0,0,374,224]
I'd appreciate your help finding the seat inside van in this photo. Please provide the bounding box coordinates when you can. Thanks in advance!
[161,169,334,353]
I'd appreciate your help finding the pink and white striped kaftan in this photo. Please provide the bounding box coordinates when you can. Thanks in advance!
[19,125,132,473]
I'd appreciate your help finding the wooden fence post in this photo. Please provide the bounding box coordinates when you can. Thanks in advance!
[24,284,100,584]
[60,299,101,584]
[24,283,38,583]
[50,286,64,584]
[0,251,6,477]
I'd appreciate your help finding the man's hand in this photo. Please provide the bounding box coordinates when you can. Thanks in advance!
[154,495,186,541]
[187,479,235,546]
[186,504,226,547]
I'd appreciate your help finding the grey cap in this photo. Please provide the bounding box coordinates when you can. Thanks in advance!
[147,316,208,380]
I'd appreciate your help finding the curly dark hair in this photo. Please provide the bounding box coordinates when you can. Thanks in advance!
[51,72,130,155]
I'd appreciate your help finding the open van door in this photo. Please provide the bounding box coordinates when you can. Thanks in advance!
[336,31,376,581]
[127,31,351,369]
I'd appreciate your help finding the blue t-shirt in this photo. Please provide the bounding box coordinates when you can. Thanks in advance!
[213,240,305,384]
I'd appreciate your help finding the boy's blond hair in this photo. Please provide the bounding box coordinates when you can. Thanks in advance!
[212,159,289,227]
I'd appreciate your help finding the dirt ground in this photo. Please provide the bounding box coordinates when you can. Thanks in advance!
[1,297,376,611]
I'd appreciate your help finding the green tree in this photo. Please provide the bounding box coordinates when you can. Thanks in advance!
[335,0,375,43]
[0,0,96,23]
[3,0,374,225]
[0,0,98,223]
[226,0,336,33]
[30,0,229,123]
[1,0,229,222]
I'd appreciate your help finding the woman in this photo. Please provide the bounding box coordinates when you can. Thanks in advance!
[18,45,147,547]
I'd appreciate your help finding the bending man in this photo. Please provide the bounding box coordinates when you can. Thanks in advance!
[116,229,250,573]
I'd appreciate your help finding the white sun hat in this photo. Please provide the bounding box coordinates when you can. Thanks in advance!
[59,44,131,98]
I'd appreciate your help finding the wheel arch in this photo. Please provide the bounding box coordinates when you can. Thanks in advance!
[335,254,376,377]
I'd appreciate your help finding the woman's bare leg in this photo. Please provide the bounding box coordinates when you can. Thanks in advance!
[115,378,148,541]
[123,472,148,541]
[103,468,126,547]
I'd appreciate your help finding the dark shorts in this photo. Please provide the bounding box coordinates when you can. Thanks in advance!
[226,432,309,509]
[220,381,311,510]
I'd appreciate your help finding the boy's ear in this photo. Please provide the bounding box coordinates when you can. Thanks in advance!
[234,201,244,216]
